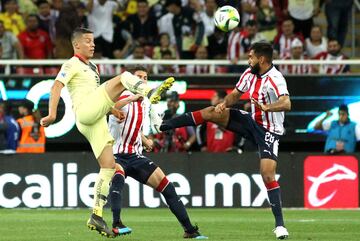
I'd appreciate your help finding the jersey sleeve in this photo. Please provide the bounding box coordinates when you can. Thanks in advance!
[235,69,251,93]
[268,74,289,97]
[55,59,77,86]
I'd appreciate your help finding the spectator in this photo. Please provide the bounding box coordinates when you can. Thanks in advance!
[154,92,196,152]
[314,104,360,154]
[153,32,177,59]
[158,49,179,74]
[87,0,119,58]
[280,38,312,74]
[0,101,19,152]
[0,103,8,151]
[18,14,53,59]
[126,44,153,72]
[0,20,23,59]
[16,99,45,153]
[186,46,210,74]
[0,0,25,36]
[240,20,266,58]
[76,2,88,28]
[164,0,205,59]
[112,15,134,59]
[126,0,158,46]
[314,39,350,74]
[93,45,115,75]
[227,25,245,69]
[241,0,257,26]
[325,0,353,47]
[54,3,80,58]
[199,0,217,37]
[285,0,320,39]
[273,19,303,59]
[197,90,237,152]
[18,0,38,16]
[256,0,277,42]
[305,25,327,58]
[37,0,58,43]
[207,27,228,59]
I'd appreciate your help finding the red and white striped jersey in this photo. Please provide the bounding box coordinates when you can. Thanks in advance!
[236,66,289,135]
[108,90,150,155]
[314,52,349,74]
[280,55,312,74]
[227,30,246,60]
[273,34,303,59]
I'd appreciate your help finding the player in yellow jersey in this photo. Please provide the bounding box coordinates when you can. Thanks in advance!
[40,28,174,238]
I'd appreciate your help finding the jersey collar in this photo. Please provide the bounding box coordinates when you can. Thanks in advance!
[74,54,89,64]
[259,64,273,78]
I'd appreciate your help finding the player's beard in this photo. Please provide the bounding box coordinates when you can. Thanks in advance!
[250,62,260,75]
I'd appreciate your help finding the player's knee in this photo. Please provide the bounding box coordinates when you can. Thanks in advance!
[261,172,275,184]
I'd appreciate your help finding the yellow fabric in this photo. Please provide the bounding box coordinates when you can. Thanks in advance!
[57,57,115,158]
[0,12,25,35]
[93,168,115,217]
[76,84,115,159]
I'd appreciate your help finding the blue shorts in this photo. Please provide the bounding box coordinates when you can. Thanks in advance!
[227,109,280,161]
[114,153,158,184]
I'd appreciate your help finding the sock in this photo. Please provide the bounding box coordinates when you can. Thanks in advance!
[160,178,194,233]
[120,71,152,96]
[110,170,125,226]
[92,168,115,217]
[160,111,204,132]
[266,181,285,227]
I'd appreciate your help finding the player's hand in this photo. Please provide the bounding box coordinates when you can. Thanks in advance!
[40,115,56,127]
[111,108,126,123]
[215,102,226,113]
[128,94,143,102]
[143,139,154,152]
[251,98,269,112]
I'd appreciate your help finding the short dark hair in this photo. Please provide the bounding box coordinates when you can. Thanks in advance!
[37,0,50,7]
[71,28,93,42]
[19,99,35,112]
[339,104,348,114]
[250,42,273,62]
[128,65,148,74]
[216,90,227,99]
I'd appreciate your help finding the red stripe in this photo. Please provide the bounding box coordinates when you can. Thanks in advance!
[118,107,130,154]
[156,177,170,192]
[122,103,136,153]
[252,77,263,125]
[115,169,125,176]
[268,77,280,97]
[191,111,204,125]
[265,181,279,190]
[128,101,143,153]
[236,69,251,89]
[118,95,130,101]
[227,32,235,59]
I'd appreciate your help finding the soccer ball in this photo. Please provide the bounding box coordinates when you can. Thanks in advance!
[214,5,240,32]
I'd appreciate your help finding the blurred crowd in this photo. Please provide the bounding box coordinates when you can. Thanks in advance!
[0,0,355,74]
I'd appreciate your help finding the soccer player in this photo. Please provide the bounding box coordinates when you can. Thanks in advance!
[40,28,174,238]
[108,66,208,239]
[152,42,290,239]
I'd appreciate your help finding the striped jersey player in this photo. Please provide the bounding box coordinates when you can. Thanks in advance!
[108,66,207,239]
[152,42,291,240]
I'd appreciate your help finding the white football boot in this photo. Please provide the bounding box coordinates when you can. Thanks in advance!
[273,226,289,240]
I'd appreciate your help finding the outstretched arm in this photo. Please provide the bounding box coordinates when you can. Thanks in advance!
[251,95,291,112]
[40,80,64,127]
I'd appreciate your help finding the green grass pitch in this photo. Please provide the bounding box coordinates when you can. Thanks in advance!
[1,208,359,241]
